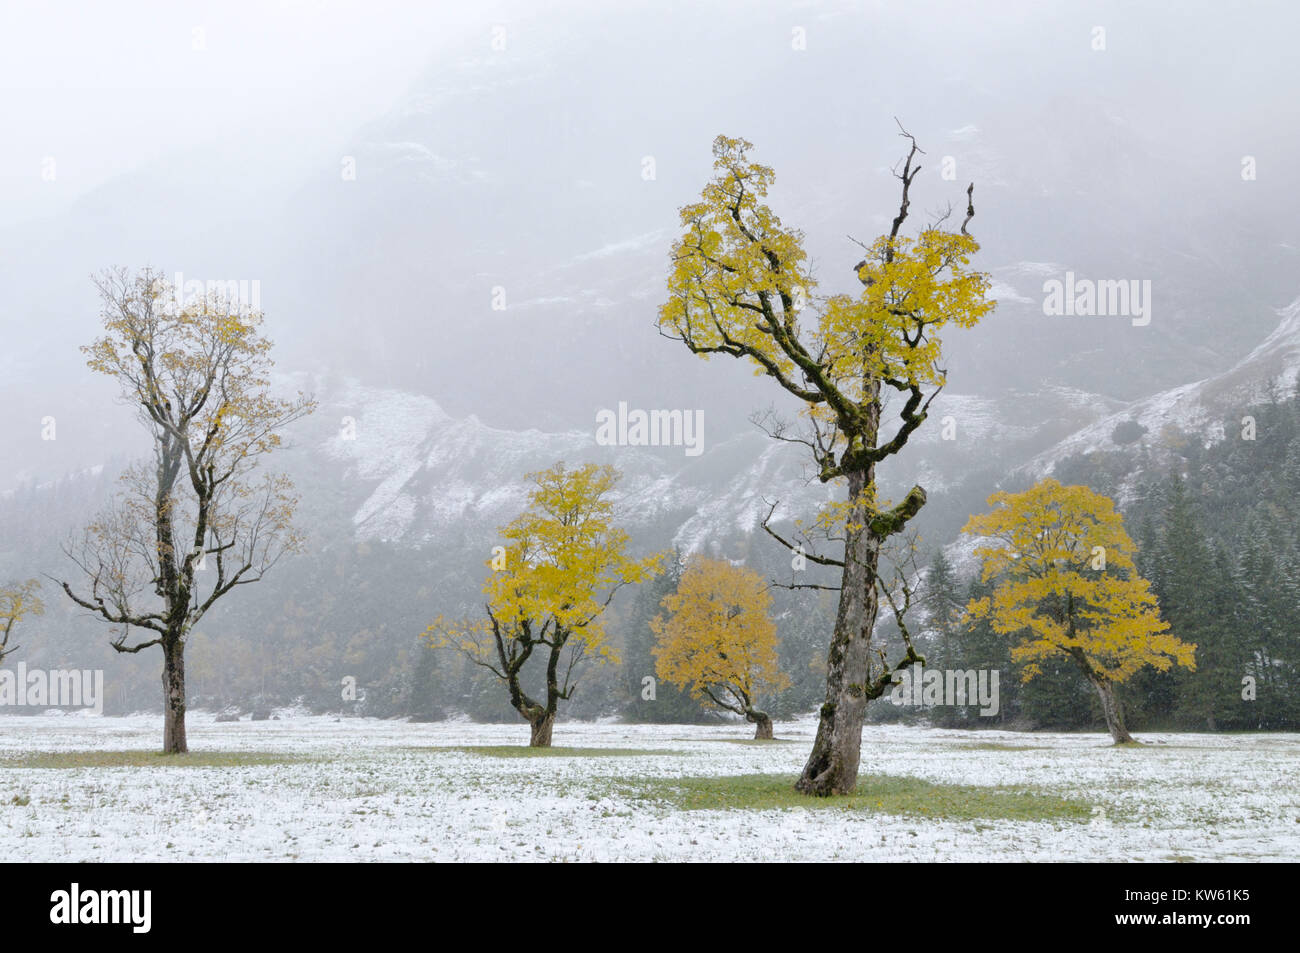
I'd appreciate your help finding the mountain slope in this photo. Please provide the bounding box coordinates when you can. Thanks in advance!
[1022,294,1300,496]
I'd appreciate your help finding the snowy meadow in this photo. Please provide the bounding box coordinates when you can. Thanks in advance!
[2,713,1296,862]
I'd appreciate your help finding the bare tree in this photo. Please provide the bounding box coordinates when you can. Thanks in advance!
[59,268,314,753]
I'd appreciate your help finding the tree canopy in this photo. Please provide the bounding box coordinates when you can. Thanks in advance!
[963,478,1195,742]
[427,462,662,745]
[651,556,788,737]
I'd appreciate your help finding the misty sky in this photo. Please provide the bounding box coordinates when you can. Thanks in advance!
[3,0,1295,225]
[3,0,1299,493]
[0,0,485,225]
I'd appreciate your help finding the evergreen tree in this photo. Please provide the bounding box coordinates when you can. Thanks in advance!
[923,550,965,726]
[1157,477,1232,729]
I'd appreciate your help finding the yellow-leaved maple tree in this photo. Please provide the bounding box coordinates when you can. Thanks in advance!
[60,268,314,753]
[659,129,994,793]
[651,556,790,739]
[426,462,661,747]
[962,478,1196,743]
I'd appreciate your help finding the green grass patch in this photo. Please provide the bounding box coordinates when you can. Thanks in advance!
[1,750,311,769]
[714,738,800,746]
[424,745,683,759]
[955,743,1044,752]
[617,772,1094,822]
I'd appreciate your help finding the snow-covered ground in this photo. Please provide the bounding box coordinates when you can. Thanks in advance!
[2,713,1296,862]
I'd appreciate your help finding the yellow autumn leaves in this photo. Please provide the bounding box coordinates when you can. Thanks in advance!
[426,463,662,666]
[829,229,991,397]
[83,268,306,466]
[425,466,788,728]
[0,579,44,663]
[651,557,788,712]
[658,134,994,404]
[963,478,1196,684]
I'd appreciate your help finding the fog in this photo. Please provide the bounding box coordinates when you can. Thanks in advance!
[1,0,1298,732]
[4,1,1298,487]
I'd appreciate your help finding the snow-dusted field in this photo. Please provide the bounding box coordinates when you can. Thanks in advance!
[2,712,1297,862]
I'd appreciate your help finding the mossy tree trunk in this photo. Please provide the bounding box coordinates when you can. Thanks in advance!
[796,469,880,794]
[161,636,188,754]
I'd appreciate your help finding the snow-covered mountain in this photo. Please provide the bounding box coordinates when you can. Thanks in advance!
[300,377,1121,555]
[268,272,1300,560]
[1021,294,1300,495]
[312,380,831,552]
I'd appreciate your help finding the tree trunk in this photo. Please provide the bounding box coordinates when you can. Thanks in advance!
[1093,677,1134,744]
[528,711,555,748]
[797,468,881,795]
[161,638,188,754]
[750,711,774,740]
